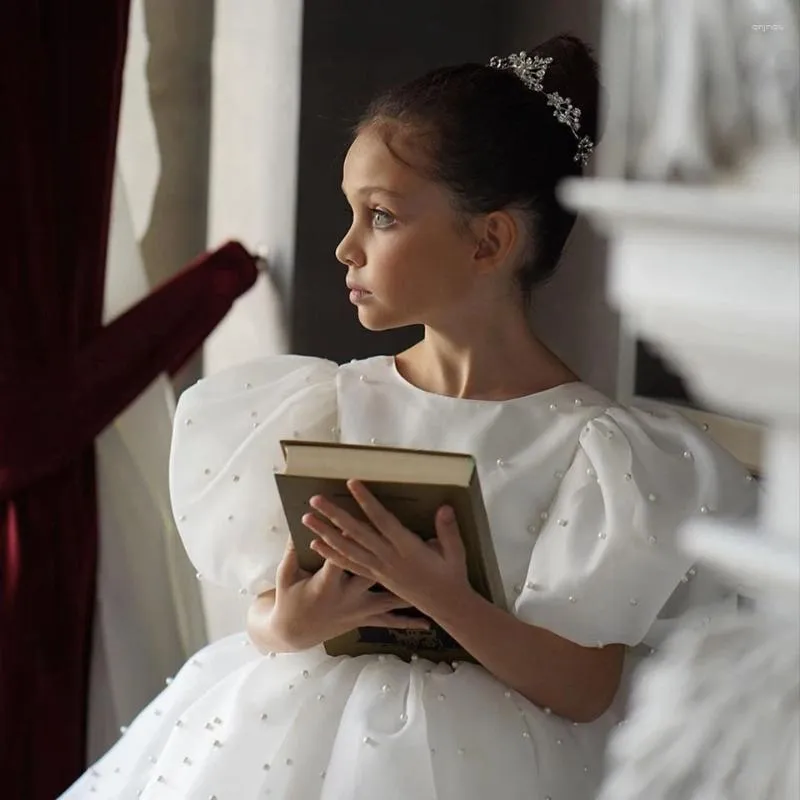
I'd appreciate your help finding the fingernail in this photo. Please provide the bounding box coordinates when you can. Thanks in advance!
[441,506,455,522]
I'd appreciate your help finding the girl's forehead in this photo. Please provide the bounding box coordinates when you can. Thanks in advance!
[343,128,427,194]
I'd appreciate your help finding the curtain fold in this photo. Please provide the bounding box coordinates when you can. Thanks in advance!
[0,240,258,498]
[0,3,258,796]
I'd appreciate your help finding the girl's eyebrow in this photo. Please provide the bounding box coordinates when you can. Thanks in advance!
[341,184,405,199]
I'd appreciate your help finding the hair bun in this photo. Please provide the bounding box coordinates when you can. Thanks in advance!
[529,34,604,147]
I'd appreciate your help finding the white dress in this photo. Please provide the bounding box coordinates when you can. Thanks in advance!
[61,354,758,800]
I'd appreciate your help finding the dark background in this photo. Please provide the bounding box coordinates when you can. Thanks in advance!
[635,342,695,406]
[289,0,604,363]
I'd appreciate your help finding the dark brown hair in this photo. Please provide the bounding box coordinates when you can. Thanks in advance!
[357,34,603,305]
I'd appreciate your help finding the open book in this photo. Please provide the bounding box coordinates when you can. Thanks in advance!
[274,440,505,663]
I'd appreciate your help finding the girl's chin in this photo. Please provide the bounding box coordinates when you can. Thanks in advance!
[355,306,406,332]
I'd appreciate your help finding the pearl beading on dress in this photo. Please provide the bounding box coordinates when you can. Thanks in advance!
[136,358,759,800]
[89,651,586,797]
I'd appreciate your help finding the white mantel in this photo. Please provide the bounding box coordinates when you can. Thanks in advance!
[561,169,800,798]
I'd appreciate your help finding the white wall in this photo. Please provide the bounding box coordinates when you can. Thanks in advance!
[207,0,303,293]
[199,0,304,638]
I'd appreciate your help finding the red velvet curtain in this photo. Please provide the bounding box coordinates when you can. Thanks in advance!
[0,4,258,797]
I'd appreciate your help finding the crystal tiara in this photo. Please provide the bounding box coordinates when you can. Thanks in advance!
[488,51,594,166]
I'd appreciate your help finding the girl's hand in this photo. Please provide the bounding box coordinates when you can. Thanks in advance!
[266,537,431,652]
[304,480,472,618]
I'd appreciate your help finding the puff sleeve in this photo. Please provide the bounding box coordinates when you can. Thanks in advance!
[514,406,758,648]
[168,356,339,596]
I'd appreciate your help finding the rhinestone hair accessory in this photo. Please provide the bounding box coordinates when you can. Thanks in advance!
[488,51,594,166]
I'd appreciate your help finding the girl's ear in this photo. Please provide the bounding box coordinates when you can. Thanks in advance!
[472,210,519,273]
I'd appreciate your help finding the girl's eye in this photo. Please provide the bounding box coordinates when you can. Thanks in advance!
[370,208,396,229]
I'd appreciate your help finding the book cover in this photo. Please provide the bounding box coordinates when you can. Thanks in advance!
[274,441,505,663]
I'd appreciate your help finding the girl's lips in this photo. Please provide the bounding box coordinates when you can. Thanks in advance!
[349,289,373,304]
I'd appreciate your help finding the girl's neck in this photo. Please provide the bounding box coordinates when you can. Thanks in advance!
[396,317,577,401]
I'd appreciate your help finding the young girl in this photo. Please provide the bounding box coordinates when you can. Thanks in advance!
[63,34,757,800]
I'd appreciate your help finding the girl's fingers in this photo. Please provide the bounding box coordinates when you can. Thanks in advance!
[308,495,393,559]
[346,480,405,547]
[276,536,302,589]
[310,538,372,578]
[307,521,379,572]
[372,592,417,612]
[434,505,466,562]
[316,557,346,585]
[345,573,377,593]
[365,613,432,630]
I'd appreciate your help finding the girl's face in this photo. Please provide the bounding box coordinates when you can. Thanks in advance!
[336,127,482,331]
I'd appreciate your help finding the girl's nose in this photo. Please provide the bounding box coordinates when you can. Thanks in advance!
[335,225,365,268]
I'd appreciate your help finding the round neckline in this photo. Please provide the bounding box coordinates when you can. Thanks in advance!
[385,355,587,406]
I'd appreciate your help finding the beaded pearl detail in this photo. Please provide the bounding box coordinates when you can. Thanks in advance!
[155,336,751,798]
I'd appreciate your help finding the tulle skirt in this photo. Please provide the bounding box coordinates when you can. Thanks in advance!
[61,633,617,800]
